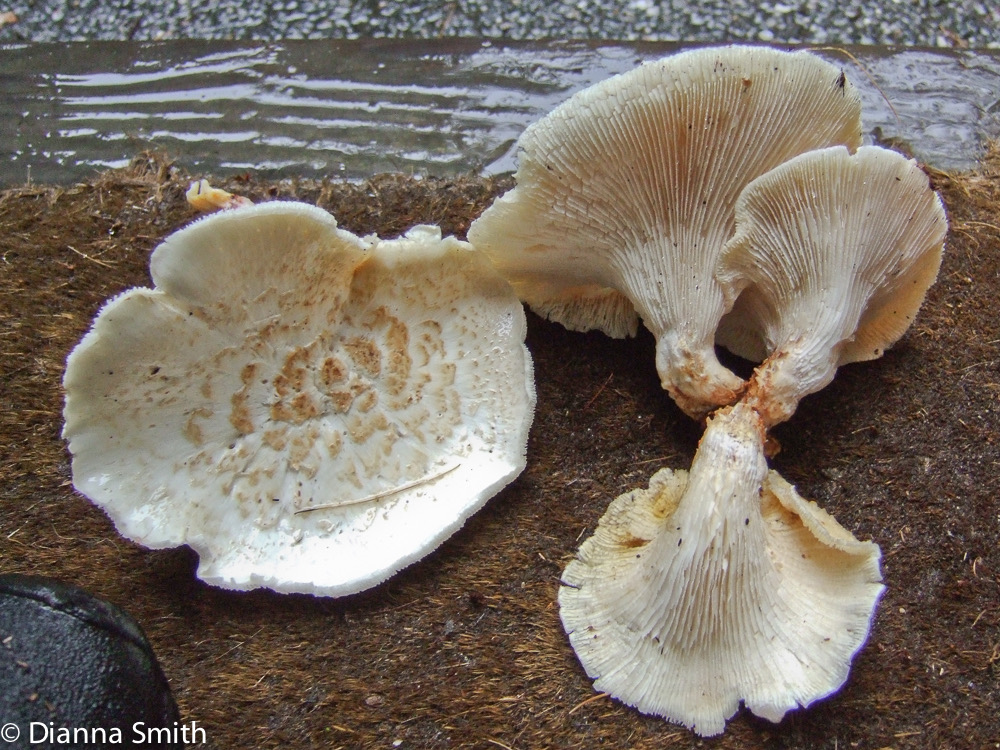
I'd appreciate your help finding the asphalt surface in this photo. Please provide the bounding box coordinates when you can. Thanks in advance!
[0,0,998,48]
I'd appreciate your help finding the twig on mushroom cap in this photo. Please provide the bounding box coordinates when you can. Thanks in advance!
[469,45,864,419]
[294,462,461,513]
[559,402,884,737]
[63,204,536,596]
[717,145,947,426]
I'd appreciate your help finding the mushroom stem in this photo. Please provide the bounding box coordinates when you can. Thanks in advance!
[742,344,841,428]
[653,330,745,419]
[560,401,884,736]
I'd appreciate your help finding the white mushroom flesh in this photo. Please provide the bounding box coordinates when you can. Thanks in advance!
[559,402,884,736]
[63,203,536,596]
[717,145,947,425]
[469,45,864,418]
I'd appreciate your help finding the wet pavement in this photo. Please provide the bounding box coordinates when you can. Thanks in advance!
[2,40,998,186]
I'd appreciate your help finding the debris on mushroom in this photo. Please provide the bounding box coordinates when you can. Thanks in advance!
[716,145,947,426]
[63,202,536,596]
[186,179,253,213]
[559,401,884,737]
[469,45,864,418]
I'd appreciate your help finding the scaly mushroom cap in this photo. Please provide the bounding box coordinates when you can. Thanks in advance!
[469,45,864,418]
[63,203,535,596]
[716,145,947,426]
[559,402,884,736]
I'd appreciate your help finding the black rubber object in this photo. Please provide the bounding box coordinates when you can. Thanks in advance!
[0,573,183,748]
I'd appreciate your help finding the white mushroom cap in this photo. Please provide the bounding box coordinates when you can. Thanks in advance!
[63,203,535,596]
[716,145,947,425]
[559,402,884,736]
[469,45,864,418]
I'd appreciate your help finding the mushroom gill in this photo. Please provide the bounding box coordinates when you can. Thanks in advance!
[469,45,864,419]
[559,402,884,737]
[717,145,948,426]
[558,141,946,735]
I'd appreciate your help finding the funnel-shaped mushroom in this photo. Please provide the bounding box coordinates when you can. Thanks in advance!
[716,145,947,426]
[559,402,883,736]
[63,203,536,596]
[469,45,863,418]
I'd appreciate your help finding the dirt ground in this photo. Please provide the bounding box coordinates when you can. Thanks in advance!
[1,147,998,749]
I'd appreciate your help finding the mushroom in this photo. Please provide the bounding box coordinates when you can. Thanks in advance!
[559,401,884,736]
[716,145,948,426]
[63,202,536,596]
[468,45,864,418]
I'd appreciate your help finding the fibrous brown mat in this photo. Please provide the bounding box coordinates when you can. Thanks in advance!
[1,147,998,750]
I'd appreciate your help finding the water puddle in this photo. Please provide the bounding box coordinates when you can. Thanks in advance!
[1,39,997,185]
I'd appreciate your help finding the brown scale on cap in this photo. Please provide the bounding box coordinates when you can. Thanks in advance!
[63,205,536,596]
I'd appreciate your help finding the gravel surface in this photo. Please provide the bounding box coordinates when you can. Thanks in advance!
[0,0,998,48]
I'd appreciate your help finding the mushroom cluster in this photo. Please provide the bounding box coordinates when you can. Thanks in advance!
[61,42,947,737]
[468,45,865,419]
[469,46,947,734]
